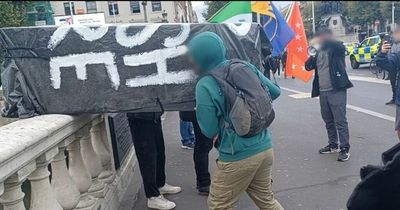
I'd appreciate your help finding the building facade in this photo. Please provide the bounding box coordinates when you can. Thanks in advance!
[26,1,55,26]
[50,1,197,23]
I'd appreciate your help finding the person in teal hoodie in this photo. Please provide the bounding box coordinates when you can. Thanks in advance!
[188,32,283,210]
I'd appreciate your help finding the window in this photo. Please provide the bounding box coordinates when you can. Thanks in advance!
[130,1,140,13]
[108,1,119,15]
[86,1,97,13]
[63,2,75,15]
[36,6,46,21]
[369,37,379,45]
[360,39,369,47]
[151,1,162,12]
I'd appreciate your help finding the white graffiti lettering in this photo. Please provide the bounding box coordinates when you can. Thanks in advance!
[49,52,120,90]
[124,46,195,87]
[163,24,191,47]
[73,26,109,41]
[115,24,161,48]
[226,23,252,36]
[48,25,109,50]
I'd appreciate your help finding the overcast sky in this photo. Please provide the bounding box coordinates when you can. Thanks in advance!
[192,1,293,23]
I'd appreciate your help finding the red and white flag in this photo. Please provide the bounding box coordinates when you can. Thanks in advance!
[285,1,313,83]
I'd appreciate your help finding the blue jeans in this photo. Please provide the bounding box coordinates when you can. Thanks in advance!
[180,120,195,145]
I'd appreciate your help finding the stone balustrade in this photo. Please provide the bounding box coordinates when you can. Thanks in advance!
[0,114,141,210]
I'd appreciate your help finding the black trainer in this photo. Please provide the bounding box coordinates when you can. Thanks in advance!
[198,186,210,196]
[319,145,340,154]
[385,99,395,105]
[338,149,350,162]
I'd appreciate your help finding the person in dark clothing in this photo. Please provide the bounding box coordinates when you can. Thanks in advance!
[262,55,279,79]
[305,29,353,162]
[347,143,400,210]
[376,29,400,140]
[179,111,213,195]
[387,70,397,105]
[282,50,287,74]
[127,112,181,210]
[385,37,400,105]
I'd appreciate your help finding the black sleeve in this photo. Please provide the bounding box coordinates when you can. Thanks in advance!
[305,56,316,71]
[330,41,346,57]
[376,52,400,73]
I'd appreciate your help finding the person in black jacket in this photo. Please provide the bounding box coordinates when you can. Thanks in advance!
[376,31,400,140]
[305,28,353,162]
[127,112,182,210]
[179,111,213,195]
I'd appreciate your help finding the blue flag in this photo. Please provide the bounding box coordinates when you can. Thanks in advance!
[261,2,295,56]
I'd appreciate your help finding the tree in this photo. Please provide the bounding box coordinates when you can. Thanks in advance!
[300,1,400,39]
[0,1,31,85]
[300,1,324,39]
[202,1,229,21]
[0,1,30,27]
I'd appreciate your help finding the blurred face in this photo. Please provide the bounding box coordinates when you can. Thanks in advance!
[188,54,201,75]
[393,31,400,42]
[317,33,333,43]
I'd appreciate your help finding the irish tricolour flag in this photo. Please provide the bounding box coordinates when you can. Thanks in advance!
[208,1,252,23]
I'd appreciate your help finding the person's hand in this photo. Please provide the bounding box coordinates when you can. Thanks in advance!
[381,41,392,54]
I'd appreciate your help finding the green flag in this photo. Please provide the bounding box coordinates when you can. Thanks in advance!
[208,1,252,23]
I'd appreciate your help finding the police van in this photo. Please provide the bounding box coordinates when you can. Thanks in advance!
[348,35,381,69]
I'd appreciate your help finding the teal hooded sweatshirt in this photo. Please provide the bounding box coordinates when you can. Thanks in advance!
[188,32,281,162]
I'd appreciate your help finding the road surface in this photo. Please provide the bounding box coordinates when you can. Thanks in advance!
[131,64,397,210]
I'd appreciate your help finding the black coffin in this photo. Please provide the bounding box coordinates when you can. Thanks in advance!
[0,23,271,118]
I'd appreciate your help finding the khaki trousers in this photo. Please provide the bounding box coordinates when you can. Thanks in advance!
[208,149,283,210]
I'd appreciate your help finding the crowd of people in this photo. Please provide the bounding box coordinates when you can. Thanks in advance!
[125,27,400,210]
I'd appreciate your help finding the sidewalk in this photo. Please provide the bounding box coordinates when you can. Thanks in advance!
[131,112,262,210]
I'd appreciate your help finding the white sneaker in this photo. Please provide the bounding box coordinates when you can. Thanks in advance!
[147,195,176,210]
[159,183,182,195]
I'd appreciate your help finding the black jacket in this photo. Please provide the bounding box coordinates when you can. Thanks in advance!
[376,52,400,105]
[305,40,353,97]
[347,143,400,210]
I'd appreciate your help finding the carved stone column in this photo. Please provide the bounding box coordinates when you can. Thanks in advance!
[91,119,115,184]
[0,162,35,210]
[51,136,80,210]
[0,183,3,196]
[28,147,63,210]
[100,118,117,171]
[79,125,106,198]
[67,133,96,209]
[91,119,111,167]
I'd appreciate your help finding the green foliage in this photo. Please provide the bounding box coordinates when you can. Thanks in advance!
[0,1,31,27]
[0,1,31,76]
[344,1,380,26]
[300,1,400,39]
[203,1,229,21]
[300,1,323,39]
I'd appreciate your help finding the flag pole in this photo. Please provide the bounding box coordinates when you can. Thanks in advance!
[285,1,295,22]
[284,1,295,79]
[312,1,316,35]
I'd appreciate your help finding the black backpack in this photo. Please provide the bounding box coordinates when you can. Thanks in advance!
[207,59,275,137]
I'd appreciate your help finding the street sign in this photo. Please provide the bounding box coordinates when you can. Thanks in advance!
[54,13,106,26]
